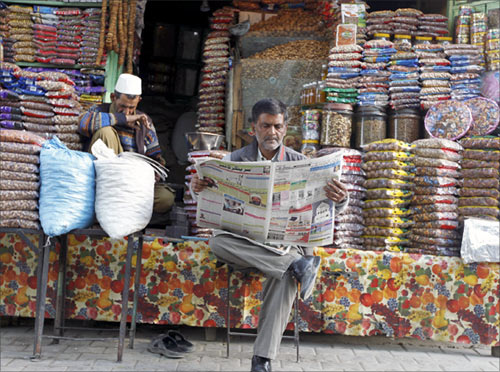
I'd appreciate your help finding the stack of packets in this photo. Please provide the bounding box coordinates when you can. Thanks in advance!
[388,41,420,110]
[458,136,500,222]
[470,12,488,55]
[196,7,234,134]
[416,43,451,110]
[183,149,228,238]
[79,8,104,67]
[0,62,83,150]
[409,139,462,257]
[54,8,82,65]
[416,13,449,38]
[359,39,395,107]
[361,139,415,252]
[366,10,393,37]
[455,5,473,44]
[0,130,45,230]
[325,44,362,104]
[317,148,366,250]
[445,44,484,101]
[486,28,499,71]
[389,8,421,37]
[73,68,106,109]
[2,4,35,63]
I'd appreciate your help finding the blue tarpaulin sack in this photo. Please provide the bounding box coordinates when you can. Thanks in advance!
[39,137,96,236]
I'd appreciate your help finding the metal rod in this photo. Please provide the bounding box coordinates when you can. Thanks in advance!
[53,235,68,344]
[42,335,116,341]
[117,234,134,362]
[226,266,231,358]
[33,237,51,359]
[53,326,126,332]
[32,231,45,359]
[129,233,143,349]
[295,291,300,362]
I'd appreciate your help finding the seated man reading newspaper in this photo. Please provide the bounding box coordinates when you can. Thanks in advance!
[190,98,349,372]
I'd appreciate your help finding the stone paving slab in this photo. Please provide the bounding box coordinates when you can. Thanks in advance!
[0,324,498,371]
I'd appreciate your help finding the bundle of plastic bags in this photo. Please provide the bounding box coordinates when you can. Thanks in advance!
[39,136,95,236]
[92,139,167,239]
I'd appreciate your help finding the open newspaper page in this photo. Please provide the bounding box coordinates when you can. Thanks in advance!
[266,151,343,247]
[195,159,273,242]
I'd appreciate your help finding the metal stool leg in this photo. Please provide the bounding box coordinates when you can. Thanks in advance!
[129,233,143,349]
[226,266,232,358]
[117,234,134,362]
[53,235,68,344]
[294,290,300,363]
[32,237,51,359]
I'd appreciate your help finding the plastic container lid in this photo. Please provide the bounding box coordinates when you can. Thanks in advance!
[394,34,412,39]
[302,139,319,143]
[415,36,432,40]
[436,36,453,41]
[374,33,390,37]
[324,103,353,111]
[424,100,472,140]
[464,97,500,136]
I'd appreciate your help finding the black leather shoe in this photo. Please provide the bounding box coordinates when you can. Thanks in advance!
[251,355,272,372]
[289,256,321,300]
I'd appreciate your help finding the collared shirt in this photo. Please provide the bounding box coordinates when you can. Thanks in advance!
[257,147,280,162]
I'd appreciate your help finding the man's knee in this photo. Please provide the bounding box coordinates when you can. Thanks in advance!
[90,126,122,154]
[208,235,225,256]
[153,186,175,213]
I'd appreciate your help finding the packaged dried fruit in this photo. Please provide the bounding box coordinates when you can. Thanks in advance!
[415,167,460,178]
[364,178,414,189]
[413,156,460,170]
[364,217,413,228]
[411,203,457,214]
[0,199,38,211]
[461,168,499,178]
[424,100,472,140]
[412,212,458,222]
[364,198,410,209]
[365,188,413,200]
[458,188,499,198]
[463,178,499,189]
[463,149,500,161]
[414,176,457,187]
[364,207,411,217]
[364,226,408,237]
[459,136,500,149]
[365,168,414,180]
[458,197,499,207]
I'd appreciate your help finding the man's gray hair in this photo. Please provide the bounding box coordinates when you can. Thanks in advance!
[251,98,288,123]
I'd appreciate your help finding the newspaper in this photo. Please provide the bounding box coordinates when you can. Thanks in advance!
[194,151,343,248]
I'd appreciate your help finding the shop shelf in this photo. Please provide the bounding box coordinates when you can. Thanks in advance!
[13,61,105,70]
[1,0,102,7]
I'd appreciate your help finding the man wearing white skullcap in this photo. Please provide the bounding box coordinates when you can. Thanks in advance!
[78,73,175,215]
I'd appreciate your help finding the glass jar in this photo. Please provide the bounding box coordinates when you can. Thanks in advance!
[318,81,326,103]
[393,34,412,50]
[415,36,432,45]
[284,125,302,151]
[435,36,452,45]
[388,108,421,143]
[373,33,390,41]
[309,83,316,105]
[353,105,387,148]
[321,64,327,81]
[302,109,321,141]
[300,84,306,105]
[315,81,322,104]
[301,140,319,158]
[320,103,353,147]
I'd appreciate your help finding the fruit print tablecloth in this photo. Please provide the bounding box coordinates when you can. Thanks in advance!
[0,232,498,346]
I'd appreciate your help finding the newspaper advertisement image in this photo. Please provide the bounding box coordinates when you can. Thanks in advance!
[195,151,343,247]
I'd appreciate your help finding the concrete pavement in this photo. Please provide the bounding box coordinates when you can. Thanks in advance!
[0,320,498,371]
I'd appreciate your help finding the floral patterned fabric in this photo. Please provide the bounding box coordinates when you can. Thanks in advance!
[0,232,498,346]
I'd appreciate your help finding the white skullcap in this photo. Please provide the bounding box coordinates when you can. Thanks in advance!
[115,73,142,95]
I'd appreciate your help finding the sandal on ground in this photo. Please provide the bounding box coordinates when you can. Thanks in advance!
[167,330,194,353]
[147,335,185,358]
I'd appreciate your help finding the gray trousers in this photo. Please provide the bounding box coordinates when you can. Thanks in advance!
[209,233,302,360]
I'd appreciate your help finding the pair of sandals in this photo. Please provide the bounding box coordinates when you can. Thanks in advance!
[147,330,194,359]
